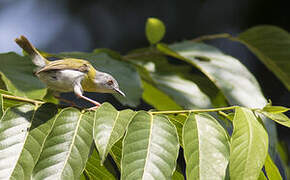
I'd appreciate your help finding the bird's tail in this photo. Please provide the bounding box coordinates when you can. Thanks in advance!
[15,35,48,67]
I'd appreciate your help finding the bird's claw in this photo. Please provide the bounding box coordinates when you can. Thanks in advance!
[88,105,100,111]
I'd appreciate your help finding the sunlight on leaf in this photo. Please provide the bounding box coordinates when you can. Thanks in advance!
[121,112,179,180]
[183,113,230,180]
[230,107,268,180]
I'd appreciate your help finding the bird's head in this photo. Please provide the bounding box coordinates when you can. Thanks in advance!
[90,71,125,96]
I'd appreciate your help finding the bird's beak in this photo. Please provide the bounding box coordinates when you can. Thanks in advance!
[114,88,126,97]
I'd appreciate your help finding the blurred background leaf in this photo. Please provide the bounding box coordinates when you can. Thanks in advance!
[237,26,290,90]
[0,53,46,99]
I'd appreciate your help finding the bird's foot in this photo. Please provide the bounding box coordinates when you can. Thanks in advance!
[88,105,100,111]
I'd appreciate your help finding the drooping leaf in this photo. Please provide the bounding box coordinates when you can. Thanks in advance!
[94,103,136,163]
[84,149,117,180]
[0,104,35,179]
[126,47,213,109]
[121,112,179,180]
[145,18,166,44]
[262,105,289,114]
[264,153,282,180]
[9,103,57,179]
[237,25,290,90]
[160,42,267,108]
[0,53,46,99]
[230,107,268,180]
[158,41,277,156]
[260,111,290,127]
[32,108,94,179]
[58,52,143,107]
[183,113,230,180]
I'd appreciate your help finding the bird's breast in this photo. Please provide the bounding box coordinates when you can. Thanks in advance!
[37,69,85,92]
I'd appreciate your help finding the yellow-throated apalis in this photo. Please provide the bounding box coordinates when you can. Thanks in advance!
[15,35,125,110]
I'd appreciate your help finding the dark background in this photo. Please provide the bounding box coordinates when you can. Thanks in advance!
[0,0,289,173]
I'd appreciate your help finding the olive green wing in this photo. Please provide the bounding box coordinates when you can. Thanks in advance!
[36,59,91,74]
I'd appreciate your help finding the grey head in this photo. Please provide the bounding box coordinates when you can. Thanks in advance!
[93,71,125,96]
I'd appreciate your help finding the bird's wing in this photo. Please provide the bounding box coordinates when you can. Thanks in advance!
[36,59,91,74]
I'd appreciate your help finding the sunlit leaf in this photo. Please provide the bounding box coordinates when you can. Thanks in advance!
[94,103,135,163]
[0,53,46,99]
[146,18,166,44]
[158,41,277,156]
[237,25,290,90]
[183,113,230,179]
[32,108,94,179]
[230,107,268,180]
[10,104,57,179]
[264,153,282,180]
[260,111,290,127]
[262,105,289,114]
[152,74,212,109]
[121,112,179,180]
[0,104,35,179]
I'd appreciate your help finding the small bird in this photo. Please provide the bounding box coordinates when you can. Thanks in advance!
[15,35,125,110]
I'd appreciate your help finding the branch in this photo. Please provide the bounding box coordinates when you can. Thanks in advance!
[150,106,238,115]
[2,94,44,106]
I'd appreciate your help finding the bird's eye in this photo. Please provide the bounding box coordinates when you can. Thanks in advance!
[107,80,113,85]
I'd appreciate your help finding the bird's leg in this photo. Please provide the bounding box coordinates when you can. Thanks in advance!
[76,94,101,110]
[53,94,81,108]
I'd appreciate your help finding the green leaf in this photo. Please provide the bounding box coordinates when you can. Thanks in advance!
[183,113,230,180]
[237,25,290,90]
[152,74,212,109]
[142,81,182,110]
[162,42,268,108]
[10,103,58,179]
[230,107,268,180]
[127,47,213,109]
[94,103,136,163]
[146,18,166,44]
[158,41,277,156]
[0,53,46,99]
[58,52,143,107]
[110,138,123,169]
[84,149,117,180]
[0,104,35,179]
[264,153,282,180]
[168,114,186,147]
[172,169,184,180]
[260,111,290,127]
[262,105,289,114]
[32,108,94,179]
[258,171,267,180]
[121,112,179,180]
[0,94,3,117]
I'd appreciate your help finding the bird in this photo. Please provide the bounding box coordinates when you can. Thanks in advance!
[15,35,125,110]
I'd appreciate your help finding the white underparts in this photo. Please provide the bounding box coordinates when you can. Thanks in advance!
[37,69,85,94]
